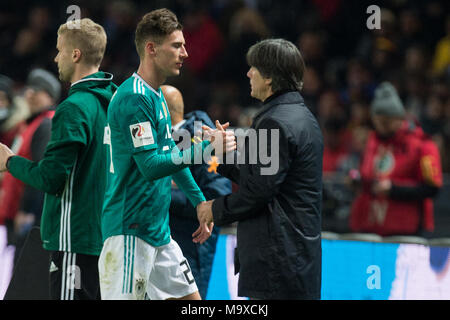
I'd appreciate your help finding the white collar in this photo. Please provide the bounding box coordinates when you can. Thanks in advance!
[70,71,113,87]
[132,72,160,97]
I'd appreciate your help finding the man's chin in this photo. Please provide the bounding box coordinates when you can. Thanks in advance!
[58,73,68,82]
[167,69,181,78]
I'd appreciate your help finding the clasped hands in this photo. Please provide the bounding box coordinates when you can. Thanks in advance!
[201,120,236,156]
[192,120,234,244]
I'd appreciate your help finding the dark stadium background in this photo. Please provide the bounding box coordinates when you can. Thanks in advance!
[1,0,450,301]
[2,0,448,235]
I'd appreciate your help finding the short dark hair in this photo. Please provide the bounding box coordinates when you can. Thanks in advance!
[246,38,305,92]
[135,8,183,58]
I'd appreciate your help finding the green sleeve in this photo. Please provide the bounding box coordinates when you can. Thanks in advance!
[172,168,205,209]
[8,142,81,195]
[132,140,210,181]
[7,101,88,195]
[170,138,205,208]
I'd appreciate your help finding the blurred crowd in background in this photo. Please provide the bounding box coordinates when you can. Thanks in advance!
[0,0,449,233]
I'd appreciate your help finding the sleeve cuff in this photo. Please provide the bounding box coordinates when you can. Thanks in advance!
[6,155,17,172]
[191,193,206,209]
[212,196,226,226]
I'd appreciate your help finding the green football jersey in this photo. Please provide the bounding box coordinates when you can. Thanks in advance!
[102,72,204,247]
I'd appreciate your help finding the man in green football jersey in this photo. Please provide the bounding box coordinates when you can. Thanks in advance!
[0,18,116,300]
[99,8,235,300]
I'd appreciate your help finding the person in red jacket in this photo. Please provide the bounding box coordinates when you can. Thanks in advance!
[0,68,60,265]
[349,82,443,237]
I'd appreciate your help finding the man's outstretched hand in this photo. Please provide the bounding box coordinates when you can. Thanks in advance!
[193,200,214,244]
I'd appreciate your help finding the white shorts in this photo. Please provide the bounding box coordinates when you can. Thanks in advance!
[98,235,198,300]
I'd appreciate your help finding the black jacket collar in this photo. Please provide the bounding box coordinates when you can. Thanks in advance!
[253,90,304,125]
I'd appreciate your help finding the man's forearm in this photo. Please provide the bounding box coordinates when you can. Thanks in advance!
[7,141,82,195]
[172,167,206,209]
[7,156,68,195]
[133,140,210,181]
[211,187,269,226]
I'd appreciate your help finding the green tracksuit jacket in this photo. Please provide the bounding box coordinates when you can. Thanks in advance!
[7,72,117,255]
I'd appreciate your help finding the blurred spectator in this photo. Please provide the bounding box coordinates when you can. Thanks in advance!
[0,68,59,267]
[349,82,443,237]
[340,99,372,173]
[404,45,430,75]
[0,75,29,148]
[182,2,224,78]
[421,94,446,137]
[354,7,400,83]
[348,99,371,130]
[356,8,397,61]
[317,88,344,125]
[441,96,450,173]
[317,89,352,175]
[102,0,139,84]
[301,65,324,116]
[341,58,376,106]
[206,84,242,127]
[432,15,450,77]
[215,5,271,107]
[397,7,427,55]
[297,29,327,72]
[10,6,55,81]
[322,116,351,175]
[310,0,342,23]
[403,73,428,120]
[372,38,400,82]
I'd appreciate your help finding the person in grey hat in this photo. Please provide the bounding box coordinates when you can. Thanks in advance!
[25,68,61,110]
[370,81,406,139]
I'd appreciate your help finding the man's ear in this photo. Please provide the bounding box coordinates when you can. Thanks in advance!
[264,77,272,87]
[72,48,82,63]
[145,41,157,56]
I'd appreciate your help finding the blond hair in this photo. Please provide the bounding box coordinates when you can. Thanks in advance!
[58,18,107,67]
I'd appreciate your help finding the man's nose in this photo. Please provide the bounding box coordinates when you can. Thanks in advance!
[181,45,188,59]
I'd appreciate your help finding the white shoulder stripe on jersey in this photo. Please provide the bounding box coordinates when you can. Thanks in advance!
[132,72,159,97]
[133,77,147,95]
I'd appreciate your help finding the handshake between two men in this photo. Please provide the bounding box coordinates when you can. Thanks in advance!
[192,120,236,245]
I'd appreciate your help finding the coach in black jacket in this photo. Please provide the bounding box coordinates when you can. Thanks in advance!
[197,39,323,299]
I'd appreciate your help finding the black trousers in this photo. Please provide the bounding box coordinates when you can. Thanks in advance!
[49,251,100,300]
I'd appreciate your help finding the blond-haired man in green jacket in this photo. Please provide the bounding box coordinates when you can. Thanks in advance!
[0,18,116,300]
